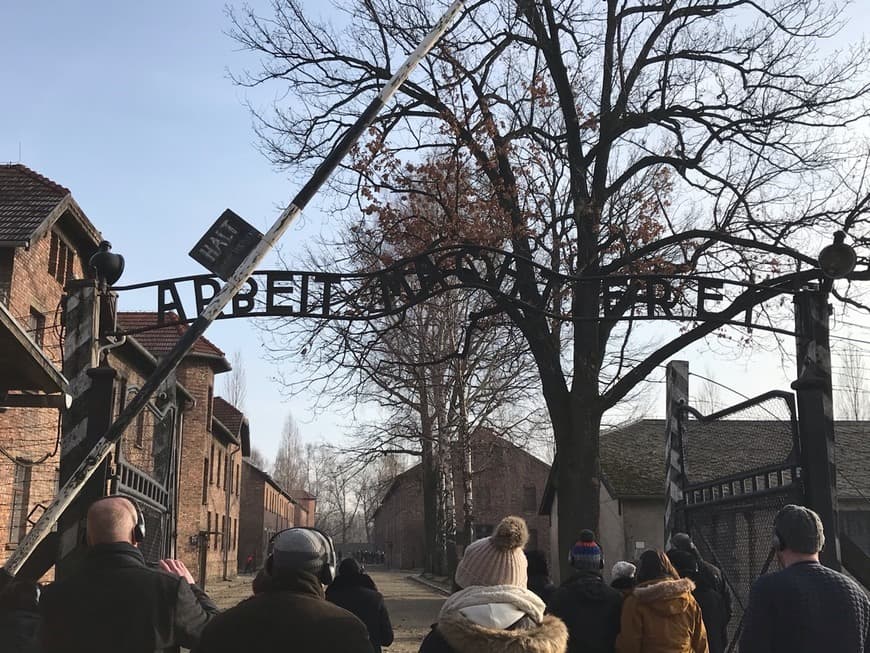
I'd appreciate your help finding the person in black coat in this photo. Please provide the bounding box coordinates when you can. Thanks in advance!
[524,549,556,605]
[326,558,394,653]
[197,528,374,653]
[0,579,41,653]
[547,530,622,653]
[39,496,218,653]
[668,549,728,653]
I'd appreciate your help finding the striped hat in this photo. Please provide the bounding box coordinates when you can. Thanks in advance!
[454,516,529,589]
[569,529,603,571]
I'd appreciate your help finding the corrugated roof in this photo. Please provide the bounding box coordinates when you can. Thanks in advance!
[118,312,229,370]
[0,164,69,244]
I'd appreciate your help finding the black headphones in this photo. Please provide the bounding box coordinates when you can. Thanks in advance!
[90,495,146,543]
[266,527,337,585]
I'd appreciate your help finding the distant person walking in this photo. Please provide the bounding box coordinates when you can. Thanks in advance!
[327,558,394,653]
[667,550,728,653]
[615,550,707,653]
[668,532,730,642]
[739,504,870,653]
[525,550,556,605]
[548,529,623,653]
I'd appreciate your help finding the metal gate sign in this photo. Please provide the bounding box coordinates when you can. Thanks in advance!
[189,209,264,281]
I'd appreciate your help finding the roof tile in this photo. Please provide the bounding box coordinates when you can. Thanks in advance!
[0,164,69,244]
[117,312,227,362]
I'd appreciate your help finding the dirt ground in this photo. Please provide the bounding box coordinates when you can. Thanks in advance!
[205,568,445,653]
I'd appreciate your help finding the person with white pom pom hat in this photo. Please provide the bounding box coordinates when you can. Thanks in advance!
[418,515,569,653]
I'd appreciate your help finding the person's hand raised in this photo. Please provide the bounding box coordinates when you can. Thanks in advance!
[159,559,196,585]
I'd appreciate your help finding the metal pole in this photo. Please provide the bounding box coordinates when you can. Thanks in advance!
[792,287,841,570]
[2,0,467,578]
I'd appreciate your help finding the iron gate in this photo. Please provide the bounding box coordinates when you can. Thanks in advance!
[675,391,804,647]
[111,393,177,563]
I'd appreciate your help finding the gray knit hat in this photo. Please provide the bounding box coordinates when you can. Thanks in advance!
[774,504,825,554]
[454,516,529,589]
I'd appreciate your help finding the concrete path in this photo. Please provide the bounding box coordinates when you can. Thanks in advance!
[370,570,445,653]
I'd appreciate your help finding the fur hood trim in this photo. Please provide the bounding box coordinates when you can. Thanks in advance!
[440,585,546,623]
[438,612,569,653]
[632,577,697,616]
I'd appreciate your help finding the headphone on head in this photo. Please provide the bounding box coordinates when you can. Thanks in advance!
[267,527,337,585]
[90,495,146,543]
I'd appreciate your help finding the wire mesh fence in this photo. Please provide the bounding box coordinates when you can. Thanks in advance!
[678,392,802,648]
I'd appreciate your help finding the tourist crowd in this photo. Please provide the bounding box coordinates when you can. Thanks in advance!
[0,497,867,652]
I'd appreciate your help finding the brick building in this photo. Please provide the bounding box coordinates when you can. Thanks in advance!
[116,313,249,585]
[238,459,298,570]
[372,431,552,570]
[0,164,101,564]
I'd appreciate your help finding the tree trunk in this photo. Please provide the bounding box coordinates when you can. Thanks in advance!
[420,380,440,574]
[553,399,602,582]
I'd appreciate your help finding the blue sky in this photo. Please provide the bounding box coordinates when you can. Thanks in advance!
[3,2,869,464]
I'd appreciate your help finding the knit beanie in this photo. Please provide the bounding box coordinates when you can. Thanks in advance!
[774,504,825,554]
[569,529,603,571]
[454,516,529,589]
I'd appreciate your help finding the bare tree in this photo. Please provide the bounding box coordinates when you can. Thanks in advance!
[231,0,870,573]
[836,343,869,421]
[246,447,268,471]
[271,412,307,492]
[222,351,247,411]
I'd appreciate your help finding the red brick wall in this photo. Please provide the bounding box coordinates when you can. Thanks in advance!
[0,225,86,567]
[372,437,552,570]
[174,360,237,583]
[238,462,296,570]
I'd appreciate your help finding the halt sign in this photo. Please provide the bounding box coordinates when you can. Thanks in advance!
[189,209,264,280]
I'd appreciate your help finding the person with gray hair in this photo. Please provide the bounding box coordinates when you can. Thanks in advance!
[739,504,870,652]
[196,527,374,653]
[39,495,217,653]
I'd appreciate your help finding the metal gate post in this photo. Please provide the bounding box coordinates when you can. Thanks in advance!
[56,281,117,578]
[792,287,841,570]
[664,360,689,545]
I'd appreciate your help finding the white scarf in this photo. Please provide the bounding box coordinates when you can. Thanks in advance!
[439,584,546,627]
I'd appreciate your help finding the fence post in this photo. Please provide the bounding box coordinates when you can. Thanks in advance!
[792,287,841,570]
[664,360,689,546]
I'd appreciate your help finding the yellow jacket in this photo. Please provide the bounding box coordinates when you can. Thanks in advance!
[615,577,708,653]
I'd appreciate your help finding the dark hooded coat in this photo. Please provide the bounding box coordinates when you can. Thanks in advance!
[547,570,623,653]
[614,577,707,653]
[195,569,374,653]
[326,571,394,653]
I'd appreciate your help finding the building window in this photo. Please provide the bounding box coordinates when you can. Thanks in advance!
[207,512,211,549]
[8,464,32,545]
[27,308,45,348]
[477,486,491,511]
[235,463,240,496]
[522,486,537,513]
[135,413,146,448]
[221,515,226,552]
[214,514,219,550]
[210,445,215,484]
[217,450,222,488]
[202,458,209,505]
[233,518,237,551]
[224,456,229,493]
[48,232,75,286]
